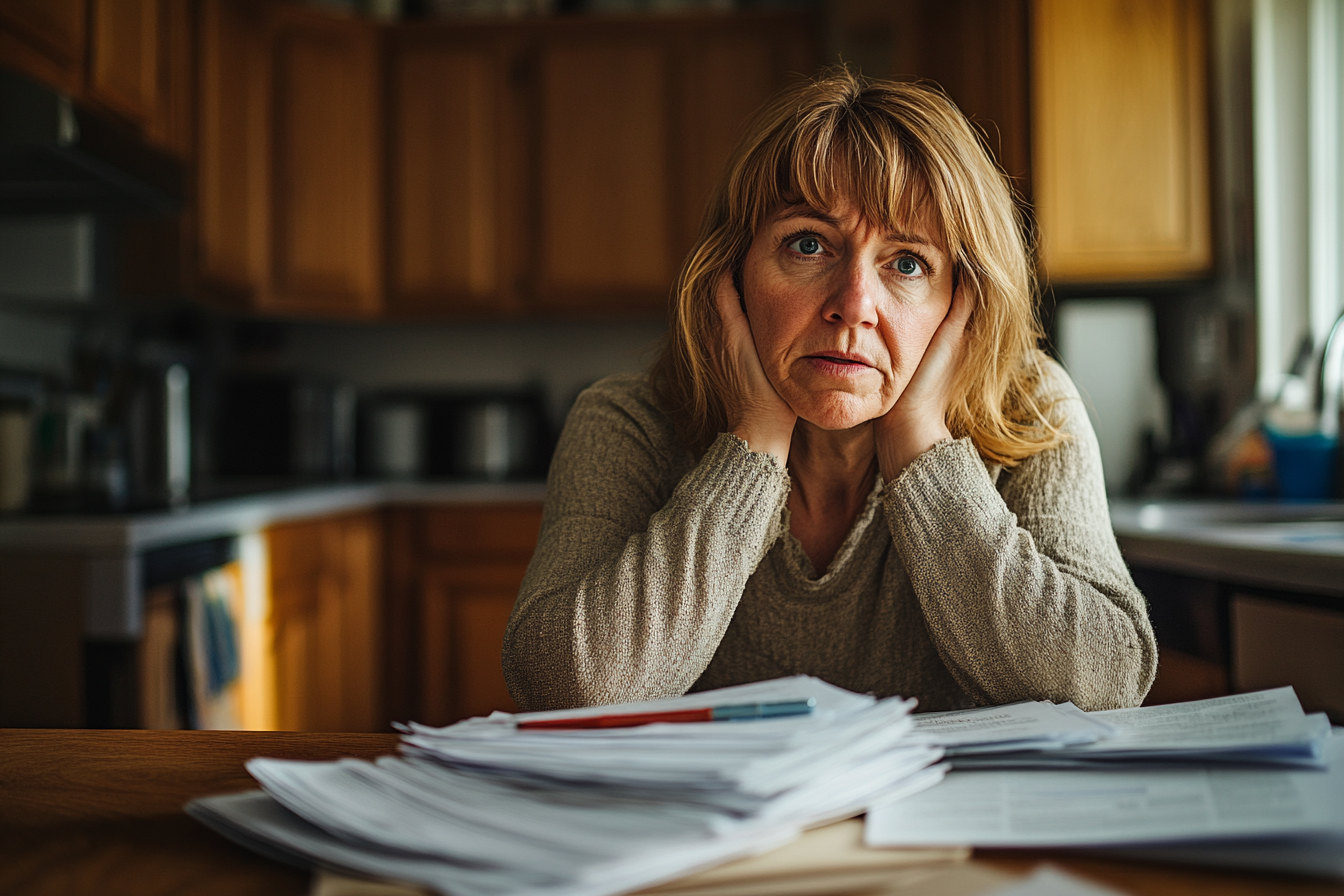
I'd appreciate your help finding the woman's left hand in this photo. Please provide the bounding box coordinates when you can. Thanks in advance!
[874,280,974,480]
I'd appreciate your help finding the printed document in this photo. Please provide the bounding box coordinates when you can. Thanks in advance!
[866,732,1343,848]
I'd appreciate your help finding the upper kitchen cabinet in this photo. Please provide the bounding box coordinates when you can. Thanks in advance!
[1032,0,1212,283]
[198,2,382,317]
[194,8,818,320]
[0,0,86,96]
[383,27,507,317]
[531,15,818,316]
[534,28,672,314]
[0,0,193,157]
[87,0,160,128]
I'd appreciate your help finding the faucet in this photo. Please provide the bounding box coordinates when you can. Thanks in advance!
[1322,309,1344,440]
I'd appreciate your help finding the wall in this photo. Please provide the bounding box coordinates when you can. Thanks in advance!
[279,317,667,422]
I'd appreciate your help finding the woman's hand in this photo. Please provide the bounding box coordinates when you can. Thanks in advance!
[874,280,974,480]
[714,270,797,466]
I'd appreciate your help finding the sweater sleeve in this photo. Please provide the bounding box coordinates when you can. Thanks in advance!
[502,378,791,711]
[882,361,1157,711]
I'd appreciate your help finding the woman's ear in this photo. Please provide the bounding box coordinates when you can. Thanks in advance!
[732,265,747,314]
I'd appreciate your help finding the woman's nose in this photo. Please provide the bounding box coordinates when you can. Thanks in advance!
[821,260,880,328]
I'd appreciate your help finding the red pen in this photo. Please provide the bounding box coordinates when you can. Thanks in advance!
[516,699,816,730]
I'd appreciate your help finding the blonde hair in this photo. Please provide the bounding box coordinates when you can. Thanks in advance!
[650,68,1064,466]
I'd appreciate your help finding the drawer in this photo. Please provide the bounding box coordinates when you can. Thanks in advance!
[1231,594,1344,724]
[421,503,543,558]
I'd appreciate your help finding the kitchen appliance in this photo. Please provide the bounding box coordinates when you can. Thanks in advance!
[364,398,426,480]
[215,374,355,481]
[425,390,551,481]
[118,362,192,510]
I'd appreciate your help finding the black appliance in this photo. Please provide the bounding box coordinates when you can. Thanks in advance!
[215,374,355,480]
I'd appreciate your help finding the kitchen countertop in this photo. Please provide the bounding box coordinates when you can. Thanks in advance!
[1110,498,1344,599]
[0,480,547,553]
[0,480,548,639]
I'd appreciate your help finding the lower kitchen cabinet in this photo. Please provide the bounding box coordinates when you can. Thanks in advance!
[386,503,543,727]
[266,510,384,732]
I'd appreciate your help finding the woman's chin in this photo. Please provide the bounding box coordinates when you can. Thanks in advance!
[791,393,890,431]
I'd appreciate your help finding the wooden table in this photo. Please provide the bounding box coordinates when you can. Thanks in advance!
[2,729,1341,896]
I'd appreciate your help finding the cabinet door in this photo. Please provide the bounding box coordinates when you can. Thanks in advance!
[267,511,384,732]
[675,21,819,254]
[266,9,383,316]
[0,0,86,95]
[534,33,674,315]
[1032,0,1211,282]
[416,503,542,726]
[87,0,160,127]
[385,34,503,317]
[420,562,526,726]
[197,0,270,307]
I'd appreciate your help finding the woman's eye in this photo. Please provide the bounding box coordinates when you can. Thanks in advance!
[894,256,923,276]
[788,235,823,256]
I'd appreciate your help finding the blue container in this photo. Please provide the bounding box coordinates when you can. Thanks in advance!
[1263,428,1338,500]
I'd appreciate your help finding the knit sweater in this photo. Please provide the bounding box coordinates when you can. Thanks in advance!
[503,362,1157,713]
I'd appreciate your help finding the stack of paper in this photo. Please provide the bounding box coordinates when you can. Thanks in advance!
[948,688,1332,770]
[188,676,946,896]
[866,688,1344,880]
[908,701,1114,757]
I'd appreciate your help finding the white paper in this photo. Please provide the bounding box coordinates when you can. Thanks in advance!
[1074,687,1321,754]
[190,676,946,896]
[866,733,1344,848]
[910,701,1113,750]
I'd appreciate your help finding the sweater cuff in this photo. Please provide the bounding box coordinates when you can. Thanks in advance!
[670,432,791,558]
[883,437,1007,551]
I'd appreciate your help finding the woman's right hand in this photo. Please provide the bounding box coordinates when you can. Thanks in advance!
[714,270,797,466]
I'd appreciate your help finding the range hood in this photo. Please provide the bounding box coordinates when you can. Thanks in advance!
[0,69,180,216]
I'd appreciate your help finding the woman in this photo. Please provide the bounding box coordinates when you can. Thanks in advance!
[503,69,1156,713]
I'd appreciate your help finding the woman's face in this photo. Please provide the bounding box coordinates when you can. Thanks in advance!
[739,199,955,431]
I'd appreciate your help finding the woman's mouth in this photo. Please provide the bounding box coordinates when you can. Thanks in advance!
[804,353,874,376]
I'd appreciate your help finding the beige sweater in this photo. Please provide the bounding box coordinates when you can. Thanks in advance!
[503,363,1157,713]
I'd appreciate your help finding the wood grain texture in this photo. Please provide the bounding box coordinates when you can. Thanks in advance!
[267,512,385,733]
[420,502,543,558]
[385,36,501,316]
[88,0,160,127]
[0,729,398,896]
[1032,0,1212,282]
[537,34,673,311]
[267,9,383,316]
[0,0,87,94]
[420,561,525,726]
[196,0,270,306]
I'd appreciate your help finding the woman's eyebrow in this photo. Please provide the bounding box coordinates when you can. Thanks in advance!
[772,207,943,252]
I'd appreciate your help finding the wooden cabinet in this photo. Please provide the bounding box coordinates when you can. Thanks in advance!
[87,0,160,127]
[0,0,193,157]
[268,9,382,316]
[384,30,508,316]
[266,510,384,732]
[384,503,542,727]
[1032,0,1212,282]
[0,0,87,95]
[535,32,674,314]
[196,0,269,306]
[531,16,817,316]
[195,9,819,319]
[197,2,381,316]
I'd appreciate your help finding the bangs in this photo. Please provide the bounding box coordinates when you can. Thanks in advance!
[739,101,947,250]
